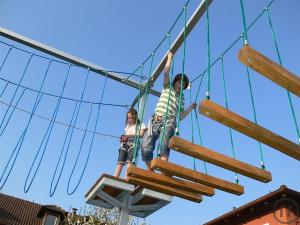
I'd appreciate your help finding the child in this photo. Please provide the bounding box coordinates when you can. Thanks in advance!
[141,52,197,170]
[114,108,147,178]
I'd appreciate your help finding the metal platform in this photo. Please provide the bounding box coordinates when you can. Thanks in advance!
[85,174,172,219]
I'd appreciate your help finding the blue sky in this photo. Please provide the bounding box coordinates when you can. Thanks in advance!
[0,0,299,224]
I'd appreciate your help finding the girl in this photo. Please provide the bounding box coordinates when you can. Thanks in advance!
[114,108,147,178]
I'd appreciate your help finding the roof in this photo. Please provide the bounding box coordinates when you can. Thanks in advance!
[0,192,67,225]
[204,185,300,225]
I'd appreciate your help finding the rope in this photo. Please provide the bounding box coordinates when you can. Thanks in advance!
[0,40,145,81]
[0,54,33,134]
[266,8,300,144]
[0,76,129,108]
[67,72,108,195]
[23,63,72,193]
[189,86,196,170]
[132,64,146,165]
[205,0,211,99]
[193,71,208,174]
[220,56,239,183]
[0,82,9,97]
[0,88,26,136]
[175,5,188,135]
[0,46,12,72]
[0,59,52,190]
[49,68,90,197]
[239,0,249,45]
[124,0,191,81]
[0,97,120,139]
[192,0,275,84]
[157,34,175,157]
[244,59,266,169]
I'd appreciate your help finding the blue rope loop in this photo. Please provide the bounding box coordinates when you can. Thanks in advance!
[0,54,33,135]
[49,68,90,197]
[67,72,108,195]
[0,59,52,190]
[23,63,71,193]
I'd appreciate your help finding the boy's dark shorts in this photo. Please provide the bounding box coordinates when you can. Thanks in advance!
[117,142,134,165]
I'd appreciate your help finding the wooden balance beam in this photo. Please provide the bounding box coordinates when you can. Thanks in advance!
[238,44,300,97]
[169,137,272,183]
[127,165,215,196]
[127,176,202,203]
[151,159,244,195]
[200,99,300,161]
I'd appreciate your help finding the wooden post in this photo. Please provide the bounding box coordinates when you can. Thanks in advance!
[200,99,300,161]
[127,166,215,196]
[239,44,300,97]
[151,159,244,195]
[169,137,272,183]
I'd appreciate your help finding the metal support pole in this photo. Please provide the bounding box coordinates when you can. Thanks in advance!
[118,197,130,225]
[0,27,160,97]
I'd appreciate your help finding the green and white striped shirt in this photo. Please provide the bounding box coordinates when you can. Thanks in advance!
[154,87,185,118]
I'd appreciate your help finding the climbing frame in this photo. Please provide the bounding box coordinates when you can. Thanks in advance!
[238,44,300,97]
[199,99,300,161]
[169,136,272,182]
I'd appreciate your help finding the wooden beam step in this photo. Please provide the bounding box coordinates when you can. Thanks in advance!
[127,176,202,203]
[127,165,214,196]
[239,44,300,97]
[169,136,272,183]
[200,99,300,161]
[151,159,244,195]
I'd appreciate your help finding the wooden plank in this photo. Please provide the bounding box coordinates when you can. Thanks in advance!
[239,44,300,97]
[169,136,272,183]
[127,166,214,196]
[200,99,300,161]
[127,177,202,203]
[151,159,244,195]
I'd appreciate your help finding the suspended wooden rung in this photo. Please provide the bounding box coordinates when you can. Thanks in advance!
[169,136,272,183]
[85,174,135,209]
[129,186,172,218]
[151,158,244,195]
[127,165,215,196]
[127,174,202,203]
[239,44,300,97]
[200,99,300,161]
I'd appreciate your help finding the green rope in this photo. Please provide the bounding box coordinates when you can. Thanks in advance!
[220,56,239,183]
[266,8,300,144]
[194,74,208,174]
[205,0,211,99]
[189,86,196,170]
[157,34,175,157]
[239,0,249,45]
[175,5,188,135]
[245,63,266,169]
[194,110,208,174]
[132,64,145,165]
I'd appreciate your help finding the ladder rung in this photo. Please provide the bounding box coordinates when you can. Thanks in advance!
[151,159,244,195]
[127,176,202,203]
[169,136,272,183]
[239,44,300,97]
[200,99,300,161]
[127,165,215,196]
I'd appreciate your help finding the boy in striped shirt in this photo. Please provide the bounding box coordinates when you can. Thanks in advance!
[141,52,197,170]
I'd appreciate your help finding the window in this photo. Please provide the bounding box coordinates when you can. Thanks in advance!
[44,214,57,225]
